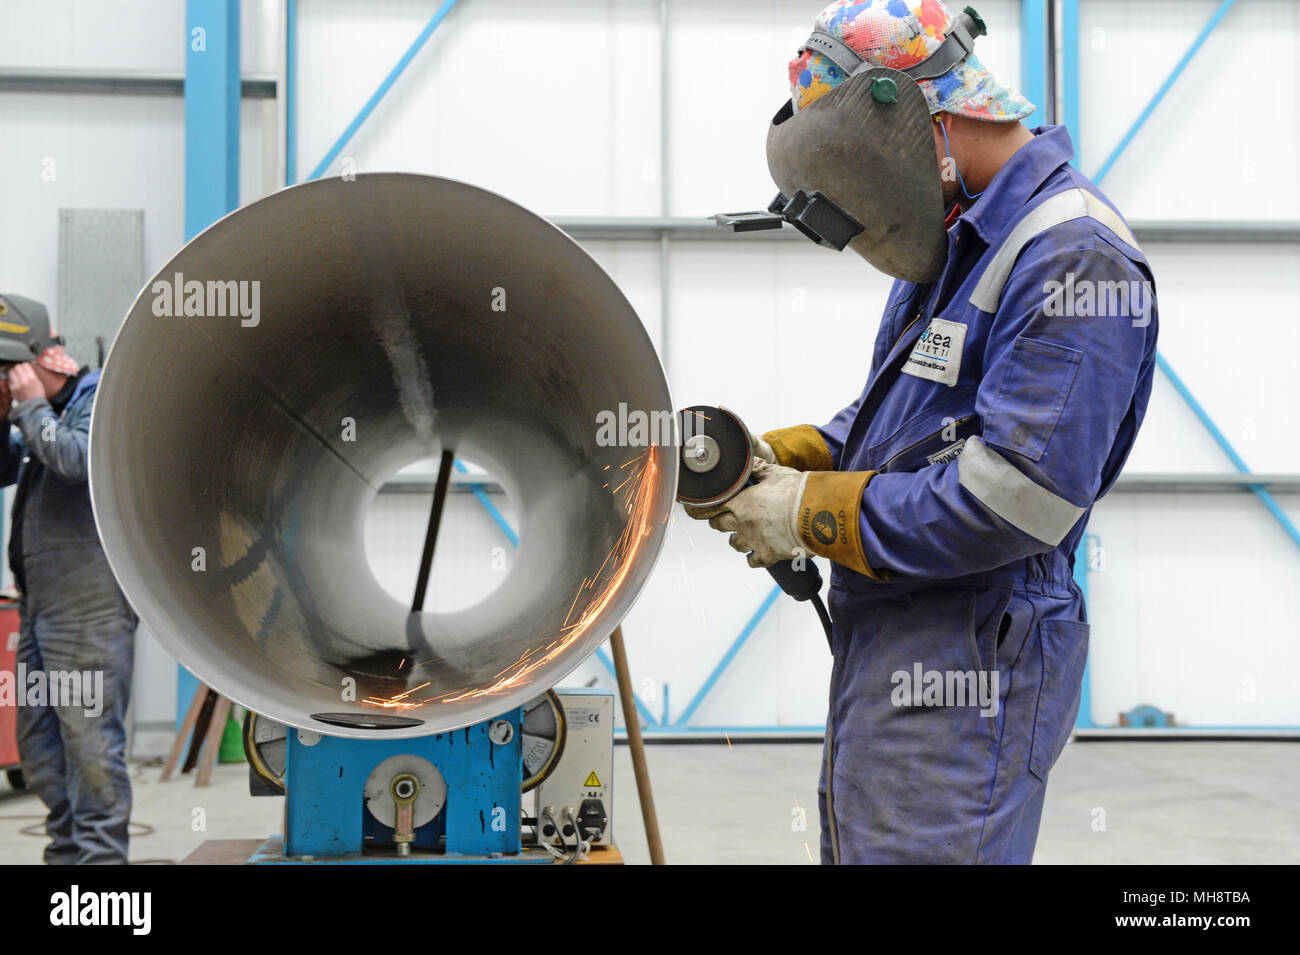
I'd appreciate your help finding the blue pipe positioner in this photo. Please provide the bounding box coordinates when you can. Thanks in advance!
[273,710,525,861]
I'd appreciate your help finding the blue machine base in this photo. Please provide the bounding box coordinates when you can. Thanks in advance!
[249,834,551,865]
[283,710,523,859]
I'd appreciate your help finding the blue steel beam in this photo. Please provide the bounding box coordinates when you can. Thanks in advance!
[674,584,782,727]
[185,0,240,240]
[1059,0,1093,731]
[306,0,460,182]
[1018,0,1049,130]
[1156,355,1300,550]
[285,0,298,185]
[452,460,518,545]
[1029,0,1102,732]
[179,0,241,727]
[1092,0,1238,186]
[1073,534,1096,729]
[1060,0,1079,160]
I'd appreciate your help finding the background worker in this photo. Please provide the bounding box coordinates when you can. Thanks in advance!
[0,293,136,865]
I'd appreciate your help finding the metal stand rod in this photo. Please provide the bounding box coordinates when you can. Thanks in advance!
[411,448,454,612]
[608,626,665,865]
[195,694,231,788]
[161,684,209,782]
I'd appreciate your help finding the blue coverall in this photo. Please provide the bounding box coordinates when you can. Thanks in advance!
[816,126,1157,863]
[1,368,137,864]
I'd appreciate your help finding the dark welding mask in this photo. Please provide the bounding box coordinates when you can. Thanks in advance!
[0,294,63,365]
[714,7,989,283]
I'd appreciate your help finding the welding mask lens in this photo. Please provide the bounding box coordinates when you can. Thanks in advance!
[771,190,865,251]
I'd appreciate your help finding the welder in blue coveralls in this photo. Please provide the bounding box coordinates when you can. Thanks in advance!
[0,294,136,864]
[687,1,1157,863]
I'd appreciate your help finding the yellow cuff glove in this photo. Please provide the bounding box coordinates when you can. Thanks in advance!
[795,470,889,582]
[683,453,889,581]
[761,425,834,472]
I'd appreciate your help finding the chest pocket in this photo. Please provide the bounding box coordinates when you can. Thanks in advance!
[984,337,1082,462]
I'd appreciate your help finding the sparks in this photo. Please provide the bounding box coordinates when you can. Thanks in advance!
[374,446,663,709]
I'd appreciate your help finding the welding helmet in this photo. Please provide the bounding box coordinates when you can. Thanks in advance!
[766,65,948,281]
[716,4,1021,283]
[0,294,63,365]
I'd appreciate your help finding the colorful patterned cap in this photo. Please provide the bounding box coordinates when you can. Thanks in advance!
[788,0,1034,122]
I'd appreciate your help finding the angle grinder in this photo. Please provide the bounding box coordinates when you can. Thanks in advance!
[676,405,832,643]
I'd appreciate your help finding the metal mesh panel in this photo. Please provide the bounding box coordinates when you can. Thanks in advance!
[57,209,145,369]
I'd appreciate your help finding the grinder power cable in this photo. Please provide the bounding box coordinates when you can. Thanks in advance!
[676,405,833,646]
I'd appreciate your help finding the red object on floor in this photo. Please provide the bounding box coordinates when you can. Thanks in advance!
[0,602,19,768]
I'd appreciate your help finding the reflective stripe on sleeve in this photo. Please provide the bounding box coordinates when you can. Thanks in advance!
[956,437,1084,546]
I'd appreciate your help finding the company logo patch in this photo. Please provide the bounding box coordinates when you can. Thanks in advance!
[810,510,838,546]
[926,438,967,466]
[902,317,966,387]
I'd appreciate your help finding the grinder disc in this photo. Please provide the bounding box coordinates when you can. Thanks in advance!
[675,405,754,507]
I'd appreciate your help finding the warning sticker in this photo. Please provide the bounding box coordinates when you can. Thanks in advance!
[583,771,603,788]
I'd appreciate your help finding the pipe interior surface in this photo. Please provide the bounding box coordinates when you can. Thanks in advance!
[89,174,676,738]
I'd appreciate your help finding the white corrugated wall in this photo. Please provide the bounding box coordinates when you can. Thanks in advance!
[0,0,1295,733]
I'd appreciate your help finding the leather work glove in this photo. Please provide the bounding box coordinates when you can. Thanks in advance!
[759,424,833,472]
[684,459,807,568]
[686,456,890,580]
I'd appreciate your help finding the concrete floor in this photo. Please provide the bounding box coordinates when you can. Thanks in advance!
[0,740,1295,864]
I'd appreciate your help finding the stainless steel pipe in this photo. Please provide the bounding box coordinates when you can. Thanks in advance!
[90,174,675,738]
